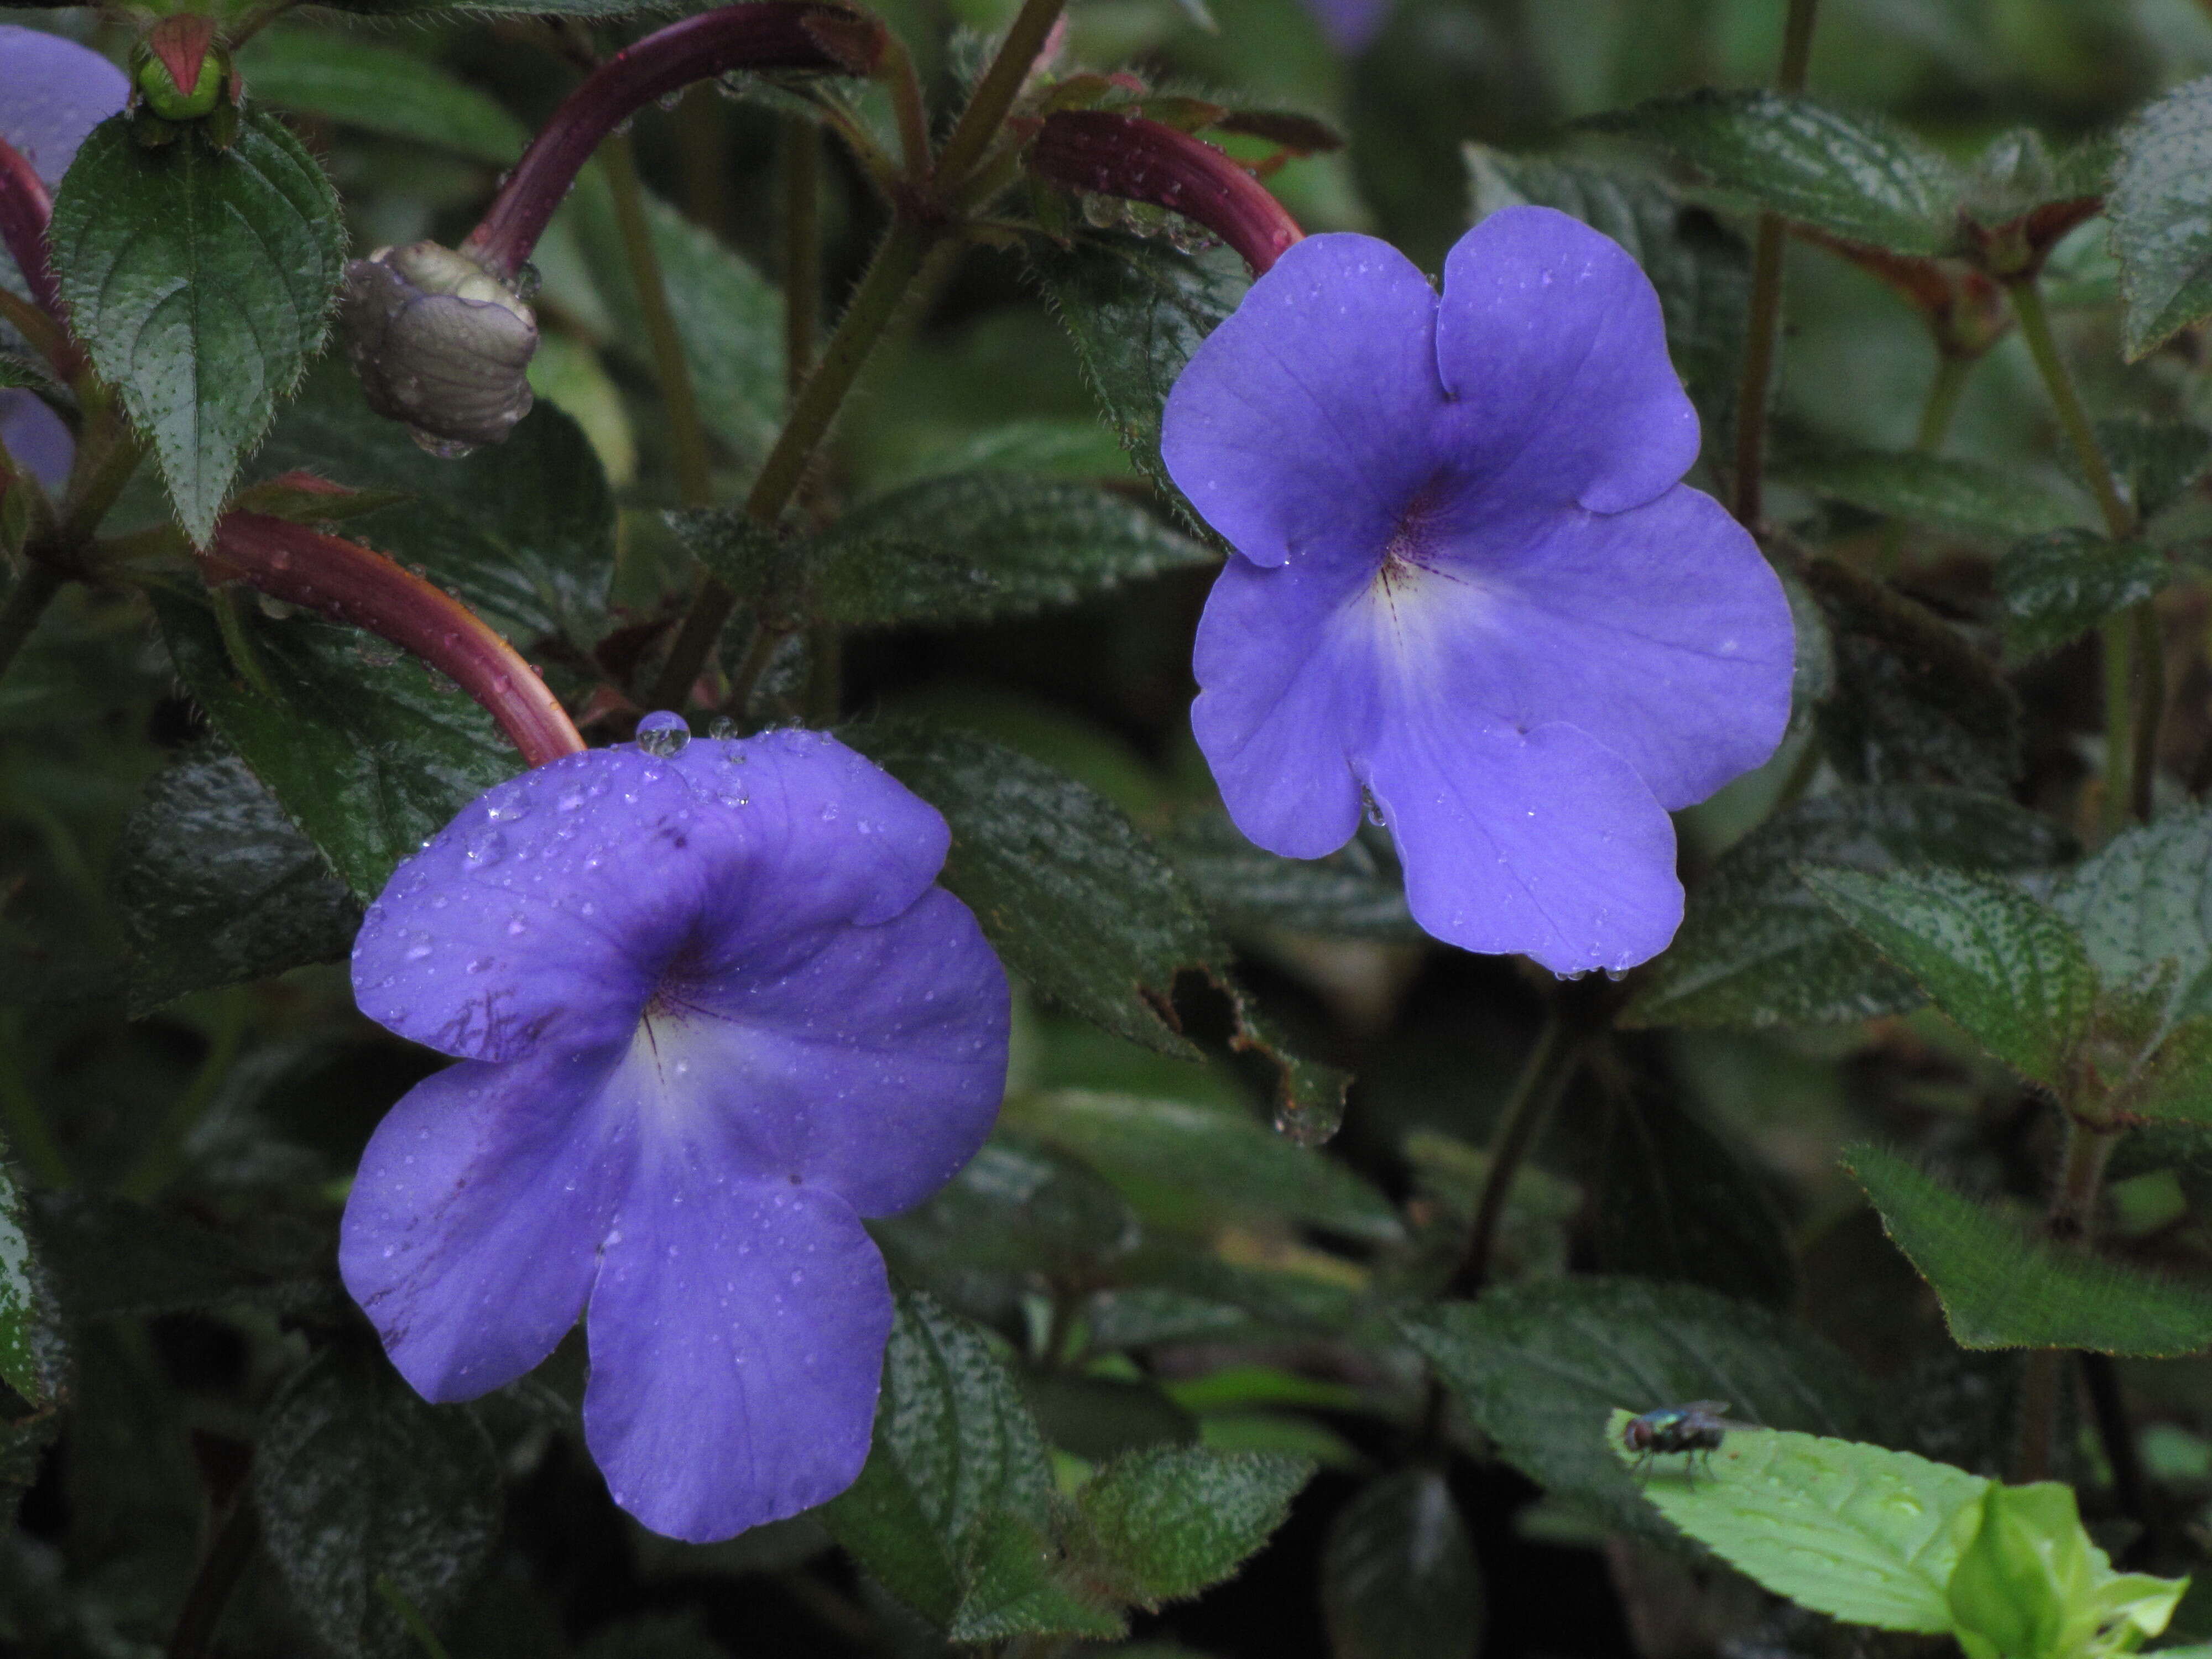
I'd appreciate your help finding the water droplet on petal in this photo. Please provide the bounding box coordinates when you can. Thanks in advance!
[636,711,691,757]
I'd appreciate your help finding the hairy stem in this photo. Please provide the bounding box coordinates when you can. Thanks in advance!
[167,1493,260,1659]
[1875,352,1974,568]
[782,113,822,396]
[2017,1120,2121,1481]
[2010,278,2130,539]
[933,0,1066,186]
[1729,0,1820,529]
[0,561,64,687]
[1451,1013,1582,1296]
[0,138,65,338]
[119,989,248,1203]
[601,133,715,507]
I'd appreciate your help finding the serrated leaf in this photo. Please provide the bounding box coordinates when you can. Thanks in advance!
[110,747,360,1014]
[844,722,1222,1056]
[1467,147,1746,453]
[1780,450,2093,538]
[1402,1279,1875,1542]
[1627,785,2074,1029]
[2053,805,2212,1020]
[1959,127,2109,232]
[1849,1142,2212,1355]
[1004,1090,1401,1244]
[254,1345,501,1659]
[1077,1446,1311,1605]
[1604,1412,1986,1634]
[1164,811,1421,943]
[238,29,528,164]
[50,114,346,546]
[811,472,1212,627]
[2111,76,2212,359]
[1583,90,1961,255]
[1996,530,2169,658]
[30,1190,326,1322]
[2098,416,2211,521]
[152,586,518,900]
[1322,1468,1482,1659]
[1803,867,2094,1088]
[0,1133,60,1408]
[1025,233,1248,505]
[254,360,616,656]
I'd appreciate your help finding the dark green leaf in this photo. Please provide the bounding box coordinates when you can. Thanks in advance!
[1163,811,1420,942]
[1402,1279,1875,1541]
[811,472,1212,627]
[1003,1089,1403,1244]
[1803,867,2094,1088]
[66,1323,204,1630]
[1959,127,2108,230]
[1996,530,2169,657]
[1582,90,1960,255]
[238,29,528,164]
[1322,1469,1483,1659]
[2110,76,2212,359]
[1806,556,2022,792]
[254,1345,502,1659]
[110,748,360,1014]
[1025,233,1248,505]
[2098,418,2212,520]
[1077,1446,1312,1605]
[665,505,796,620]
[1780,450,2093,538]
[824,1292,1119,1642]
[844,722,1222,1056]
[1849,1144,2212,1354]
[1627,785,2073,1029]
[152,587,518,899]
[29,1190,327,1321]
[1025,1373,1197,1462]
[2053,805,2212,1018]
[1466,147,1747,453]
[255,359,617,656]
[0,1134,61,1408]
[49,115,346,545]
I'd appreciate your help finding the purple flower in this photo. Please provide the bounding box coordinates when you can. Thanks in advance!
[341,720,1009,1541]
[1162,207,1794,975]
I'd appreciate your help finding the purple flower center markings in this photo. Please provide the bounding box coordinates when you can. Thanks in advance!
[1162,206,1797,975]
[341,718,1009,1541]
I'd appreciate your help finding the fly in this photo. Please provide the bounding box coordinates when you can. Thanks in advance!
[1622,1401,1734,1483]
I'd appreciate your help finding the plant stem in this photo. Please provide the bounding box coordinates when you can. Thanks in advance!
[1729,0,1820,530]
[0,561,64,686]
[933,0,1066,187]
[0,137,65,336]
[649,218,936,709]
[167,1496,260,1659]
[2017,1119,2121,1481]
[1450,1012,1582,1296]
[1875,356,1975,569]
[781,113,821,398]
[673,84,731,238]
[2079,1352,2152,1546]
[119,989,248,1202]
[0,1010,71,1188]
[601,132,714,508]
[2009,278,2129,539]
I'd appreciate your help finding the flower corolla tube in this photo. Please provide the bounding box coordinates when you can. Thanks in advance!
[1162,206,1796,975]
[341,719,1009,1542]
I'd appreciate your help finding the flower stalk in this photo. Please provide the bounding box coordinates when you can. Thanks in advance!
[601,132,714,507]
[932,0,1066,187]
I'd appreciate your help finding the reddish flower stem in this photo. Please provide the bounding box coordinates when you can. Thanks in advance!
[208,511,586,767]
[1027,111,1303,276]
[461,3,881,280]
[0,137,66,333]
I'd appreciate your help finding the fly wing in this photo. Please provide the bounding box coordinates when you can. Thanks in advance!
[1683,1400,1731,1416]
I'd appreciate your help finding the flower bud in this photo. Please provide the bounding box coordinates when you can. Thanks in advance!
[131,17,232,123]
[338,241,538,455]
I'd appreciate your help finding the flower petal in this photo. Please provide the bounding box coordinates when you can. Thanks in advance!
[1191,554,1373,859]
[1414,485,1794,807]
[1433,206,1699,515]
[0,24,128,187]
[338,1044,633,1401]
[623,886,1006,1214]
[583,1176,890,1542]
[1162,233,1447,571]
[1,390,72,493]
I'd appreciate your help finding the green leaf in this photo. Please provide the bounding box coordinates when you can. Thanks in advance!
[1466,146,1747,452]
[1996,531,2171,658]
[844,722,1222,1057]
[810,472,1213,627]
[255,359,617,657]
[30,1191,327,1321]
[254,1345,500,1659]
[0,1133,61,1408]
[152,587,518,900]
[1803,867,2094,1088]
[1780,451,2094,538]
[1626,785,2074,1029]
[2053,805,2212,1018]
[824,1292,1119,1642]
[110,747,360,1014]
[2111,76,2212,359]
[238,29,528,164]
[1402,1279,1875,1541]
[1848,1142,2212,1355]
[1002,1089,1404,1244]
[1959,127,2110,232]
[1162,811,1420,942]
[1603,1411,1987,1633]
[49,114,346,546]
[1321,1468,1482,1659]
[1076,1446,1312,1605]
[1948,1481,2185,1659]
[1025,233,1248,505]
[2098,417,2211,521]
[1582,90,1961,255]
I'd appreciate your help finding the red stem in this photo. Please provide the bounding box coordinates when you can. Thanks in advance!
[1027,111,1303,276]
[461,2,880,279]
[207,512,586,767]
[0,137,65,330]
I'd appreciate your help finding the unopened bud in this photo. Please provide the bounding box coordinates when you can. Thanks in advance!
[132,17,231,123]
[339,241,538,454]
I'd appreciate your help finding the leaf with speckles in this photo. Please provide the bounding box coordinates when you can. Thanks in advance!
[0,1131,62,1410]
[2112,76,2212,359]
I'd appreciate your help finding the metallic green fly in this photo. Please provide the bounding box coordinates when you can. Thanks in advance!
[1622,1401,1734,1483]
